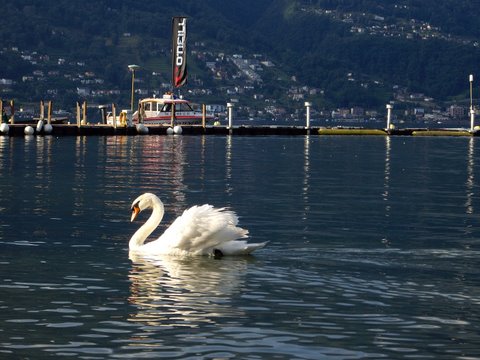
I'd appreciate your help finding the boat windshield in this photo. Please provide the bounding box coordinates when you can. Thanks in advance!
[161,102,194,112]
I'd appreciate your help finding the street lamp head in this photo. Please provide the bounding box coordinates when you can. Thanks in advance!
[128,64,140,72]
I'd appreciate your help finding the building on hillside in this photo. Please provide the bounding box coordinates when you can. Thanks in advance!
[448,105,466,118]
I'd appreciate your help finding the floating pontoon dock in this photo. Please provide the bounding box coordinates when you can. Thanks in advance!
[1,124,478,137]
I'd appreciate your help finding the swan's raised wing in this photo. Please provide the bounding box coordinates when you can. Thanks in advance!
[159,204,248,255]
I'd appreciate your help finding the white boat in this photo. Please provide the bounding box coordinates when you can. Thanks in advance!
[106,93,216,127]
[134,93,215,125]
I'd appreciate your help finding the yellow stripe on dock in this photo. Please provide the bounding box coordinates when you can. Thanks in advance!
[412,130,472,137]
[318,128,387,136]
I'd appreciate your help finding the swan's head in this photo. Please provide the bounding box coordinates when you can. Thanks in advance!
[131,193,161,222]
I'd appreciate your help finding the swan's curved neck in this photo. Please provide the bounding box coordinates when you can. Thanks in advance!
[129,198,164,250]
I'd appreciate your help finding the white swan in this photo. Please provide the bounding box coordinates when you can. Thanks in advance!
[129,193,267,256]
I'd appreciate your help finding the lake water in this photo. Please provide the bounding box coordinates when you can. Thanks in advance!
[1,134,480,359]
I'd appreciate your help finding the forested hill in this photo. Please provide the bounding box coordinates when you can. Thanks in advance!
[1,0,480,111]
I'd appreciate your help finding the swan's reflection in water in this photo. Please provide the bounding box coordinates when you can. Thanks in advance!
[128,253,249,331]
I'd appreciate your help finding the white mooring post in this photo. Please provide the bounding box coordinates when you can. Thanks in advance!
[76,102,81,127]
[44,100,53,134]
[40,100,45,120]
[9,100,14,124]
[386,104,393,131]
[227,103,234,130]
[304,101,311,130]
[47,100,52,126]
[470,74,475,132]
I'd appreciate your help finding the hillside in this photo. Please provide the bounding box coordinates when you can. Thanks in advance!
[1,0,480,118]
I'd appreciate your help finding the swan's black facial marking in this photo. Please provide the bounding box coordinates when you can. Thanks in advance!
[131,203,141,222]
[131,201,139,211]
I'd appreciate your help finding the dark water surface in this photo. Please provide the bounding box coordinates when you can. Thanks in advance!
[1,135,480,359]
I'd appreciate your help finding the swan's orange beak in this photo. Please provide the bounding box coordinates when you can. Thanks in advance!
[131,205,140,222]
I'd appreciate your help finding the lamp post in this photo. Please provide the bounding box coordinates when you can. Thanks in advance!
[304,101,312,130]
[227,103,234,130]
[469,74,475,131]
[386,104,393,130]
[128,64,140,112]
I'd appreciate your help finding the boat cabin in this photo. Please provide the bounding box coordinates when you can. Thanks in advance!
[141,99,194,113]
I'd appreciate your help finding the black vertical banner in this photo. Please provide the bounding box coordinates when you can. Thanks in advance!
[172,17,187,88]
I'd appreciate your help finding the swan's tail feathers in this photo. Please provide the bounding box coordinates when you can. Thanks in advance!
[218,240,268,255]
[244,241,268,254]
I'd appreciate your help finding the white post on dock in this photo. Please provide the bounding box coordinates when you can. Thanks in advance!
[43,100,53,134]
[470,74,475,132]
[227,103,234,130]
[47,101,52,125]
[304,101,312,130]
[76,102,81,127]
[40,100,45,121]
[112,104,117,129]
[386,104,393,131]
[0,100,8,135]
[9,100,14,124]
[170,103,175,128]
[37,100,45,133]
[202,104,206,129]
[82,101,87,125]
